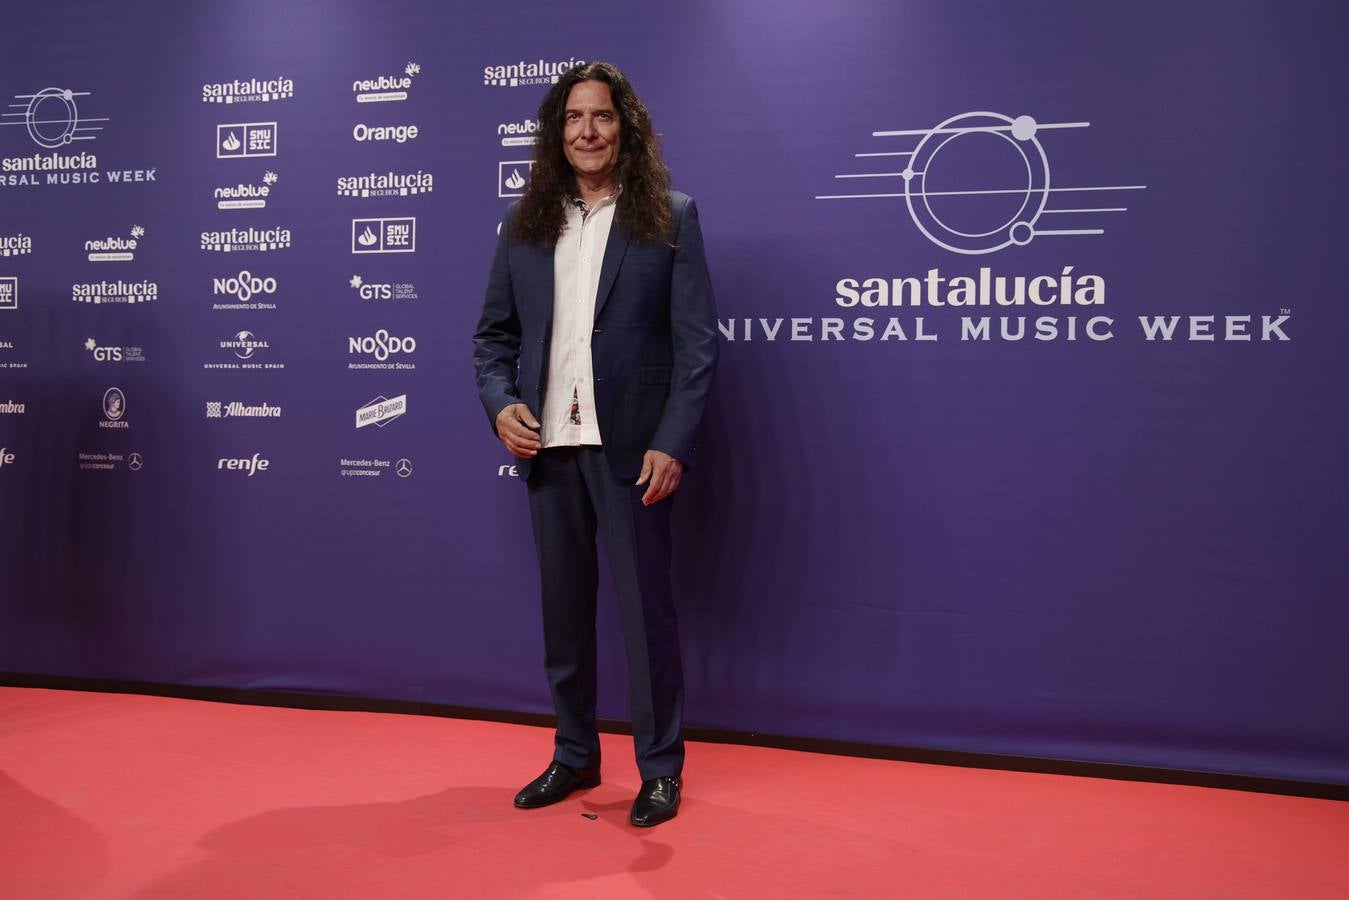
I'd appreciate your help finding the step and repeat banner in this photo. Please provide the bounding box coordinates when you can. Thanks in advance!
[2,1,1346,783]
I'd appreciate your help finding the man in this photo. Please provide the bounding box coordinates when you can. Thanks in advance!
[472,62,718,827]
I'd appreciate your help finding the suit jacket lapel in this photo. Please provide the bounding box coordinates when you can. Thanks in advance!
[592,218,629,323]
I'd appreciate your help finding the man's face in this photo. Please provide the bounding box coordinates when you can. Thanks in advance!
[562,80,622,187]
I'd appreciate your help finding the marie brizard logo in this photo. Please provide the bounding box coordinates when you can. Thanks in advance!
[816,111,1146,255]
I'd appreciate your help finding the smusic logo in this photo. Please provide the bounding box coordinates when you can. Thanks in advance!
[353,62,420,103]
[351,217,415,254]
[217,122,277,159]
[202,76,294,104]
[200,227,292,253]
[0,276,16,310]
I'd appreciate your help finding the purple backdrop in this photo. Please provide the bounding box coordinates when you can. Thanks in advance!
[1,0,1346,785]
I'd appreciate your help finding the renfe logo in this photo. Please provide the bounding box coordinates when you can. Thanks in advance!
[218,452,269,476]
[0,447,14,468]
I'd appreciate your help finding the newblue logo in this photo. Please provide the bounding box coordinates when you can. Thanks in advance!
[85,225,143,262]
[498,119,540,147]
[353,62,419,102]
[216,171,277,210]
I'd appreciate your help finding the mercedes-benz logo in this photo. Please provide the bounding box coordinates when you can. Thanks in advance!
[395,458,413,478]
[127,452,143,471]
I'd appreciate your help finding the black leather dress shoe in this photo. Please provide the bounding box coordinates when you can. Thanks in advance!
[629,776,681,827]
[513,761,601,809]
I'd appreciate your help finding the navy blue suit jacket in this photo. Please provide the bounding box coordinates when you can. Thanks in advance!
[473,191,719,481]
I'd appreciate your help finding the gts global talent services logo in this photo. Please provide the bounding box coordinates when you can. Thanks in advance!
[216,171,277,210]
[217,122,277,159]
[85,225,144,262]
[349,274,418,302]
[202,75,294,104]
[353,62,420,103]
[483,57,584,87]
[85,337,146,363]
[1,234,32,257]
[201,226,292,253]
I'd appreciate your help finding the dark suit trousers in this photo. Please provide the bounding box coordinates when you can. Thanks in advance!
[526,446,685,781]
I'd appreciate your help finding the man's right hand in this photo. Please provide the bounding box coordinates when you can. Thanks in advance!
[496,403,542,459]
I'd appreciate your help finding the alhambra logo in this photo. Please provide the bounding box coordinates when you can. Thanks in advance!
[483,57,584,87]
[216,171,277,210]
[337,169,433,198]
[1,234,32,257]
[85,225,143,262]
[202,76,294,104]
[816,110,1146,255]
[201,226,292,253]
[353,62,420,103]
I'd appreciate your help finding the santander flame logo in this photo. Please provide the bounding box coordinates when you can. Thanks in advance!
[504,168,526,190]
[357,226,379,247]
[221,131,241,152]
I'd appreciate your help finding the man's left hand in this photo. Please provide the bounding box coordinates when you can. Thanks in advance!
[635,450,683,506]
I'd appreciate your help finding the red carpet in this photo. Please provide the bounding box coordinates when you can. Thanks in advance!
[0,687,1345,898]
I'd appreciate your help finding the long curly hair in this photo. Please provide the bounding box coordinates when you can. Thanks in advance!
[512,62,672,246]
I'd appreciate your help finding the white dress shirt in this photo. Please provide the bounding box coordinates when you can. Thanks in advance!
[540,193,616,448]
